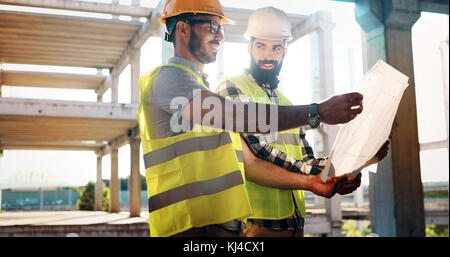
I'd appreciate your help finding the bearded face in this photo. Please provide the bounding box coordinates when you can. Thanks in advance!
[249,57,283,86]
[186,16,223,65]
[248,38,286,86]
[188,28,221,64]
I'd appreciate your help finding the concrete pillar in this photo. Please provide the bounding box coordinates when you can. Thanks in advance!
[111,75,119,103]
[353,183,365,230]
[112,0,119,20]
[129,138,141,217]
[355,0,425,237]
[96,69,103,102]
[309,11,342,237]
[368,171,377,233]
[353,186,364,208]
[95,153,103,211]
[110,148,120,213]
[439,38,449,144]
[68,188,72,208]
[131,48,141,104]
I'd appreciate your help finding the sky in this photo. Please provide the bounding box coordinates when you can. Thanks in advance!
[0,0,448,188]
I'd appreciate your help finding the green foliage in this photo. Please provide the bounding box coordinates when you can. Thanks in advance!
[102,184,109,211]
[119,175,147,190]
[423,190,448,198]
[342,220,371,237]
[76,181,110,211]
[426,224,449,237]
[342,221,449,237]
[76,181,94,210]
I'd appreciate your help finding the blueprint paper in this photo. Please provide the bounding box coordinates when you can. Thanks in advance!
[323,60,409,178]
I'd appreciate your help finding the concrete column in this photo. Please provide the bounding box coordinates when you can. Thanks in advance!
[95,153,103,211]
[355,0,425,237]
[110,148,120,213]
[68,188,72,208]
[112,0,119,20]
[129,138,141,217]
[111,75,119,103]
[353,184,365,230]
[439,38,449,144]
[131,48,141,104]
[129,45,142,216]
[368,171,377,233]
[96,69,103,102]
[309,12,342,237]
[353,186,364,208]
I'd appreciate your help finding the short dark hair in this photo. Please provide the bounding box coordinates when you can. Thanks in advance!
[165,13,218,45]
[165,13,195,44]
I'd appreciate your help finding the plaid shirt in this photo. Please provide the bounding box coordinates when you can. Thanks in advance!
[216,71,328,231]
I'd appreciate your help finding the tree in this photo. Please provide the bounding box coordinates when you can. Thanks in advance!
[102,183,109,211]
[119,175,147,191]
[76,181,110,211]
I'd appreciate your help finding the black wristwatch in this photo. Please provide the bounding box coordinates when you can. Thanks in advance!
[307,103,321,128]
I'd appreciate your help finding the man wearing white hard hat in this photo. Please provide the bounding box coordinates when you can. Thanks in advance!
[139,0,372,237]
[216,6,389,237]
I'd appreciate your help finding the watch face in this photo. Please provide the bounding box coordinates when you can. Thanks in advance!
[308,115,321,128]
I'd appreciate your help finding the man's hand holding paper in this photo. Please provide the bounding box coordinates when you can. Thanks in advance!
[323,60,409,179]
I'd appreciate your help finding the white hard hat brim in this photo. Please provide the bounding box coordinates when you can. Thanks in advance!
[244,32,293,42]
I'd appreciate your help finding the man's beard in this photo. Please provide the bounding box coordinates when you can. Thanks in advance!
[188,30,219,64]
[249,56,283,86]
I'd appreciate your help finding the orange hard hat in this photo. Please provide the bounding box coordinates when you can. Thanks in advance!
[159,0,232,24]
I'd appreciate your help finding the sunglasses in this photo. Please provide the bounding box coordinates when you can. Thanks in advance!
[182,19,224,35]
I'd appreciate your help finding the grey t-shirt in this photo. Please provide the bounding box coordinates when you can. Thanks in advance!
[149,56,208,139]
[147,56,245,232]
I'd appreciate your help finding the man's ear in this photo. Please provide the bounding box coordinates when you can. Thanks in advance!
[176,21,189,42]
[248,43,252,54]
[283,47,287,57]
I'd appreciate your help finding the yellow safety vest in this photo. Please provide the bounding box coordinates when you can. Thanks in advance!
[219,74,306,219]
[137,63,252,237]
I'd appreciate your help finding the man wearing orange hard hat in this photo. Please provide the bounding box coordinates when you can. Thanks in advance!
[137,0,366,237]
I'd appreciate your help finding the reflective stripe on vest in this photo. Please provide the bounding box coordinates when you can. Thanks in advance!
[148,170,244,212]
[218,73,306,219]
[137,63,252,237]
[143,132,232,169]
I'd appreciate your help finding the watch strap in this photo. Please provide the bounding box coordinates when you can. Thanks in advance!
[309,103,319,117]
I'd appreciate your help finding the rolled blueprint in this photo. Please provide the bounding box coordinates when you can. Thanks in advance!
[322,60,409,179]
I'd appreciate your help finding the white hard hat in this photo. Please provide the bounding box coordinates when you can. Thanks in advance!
[245,6,292,41]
